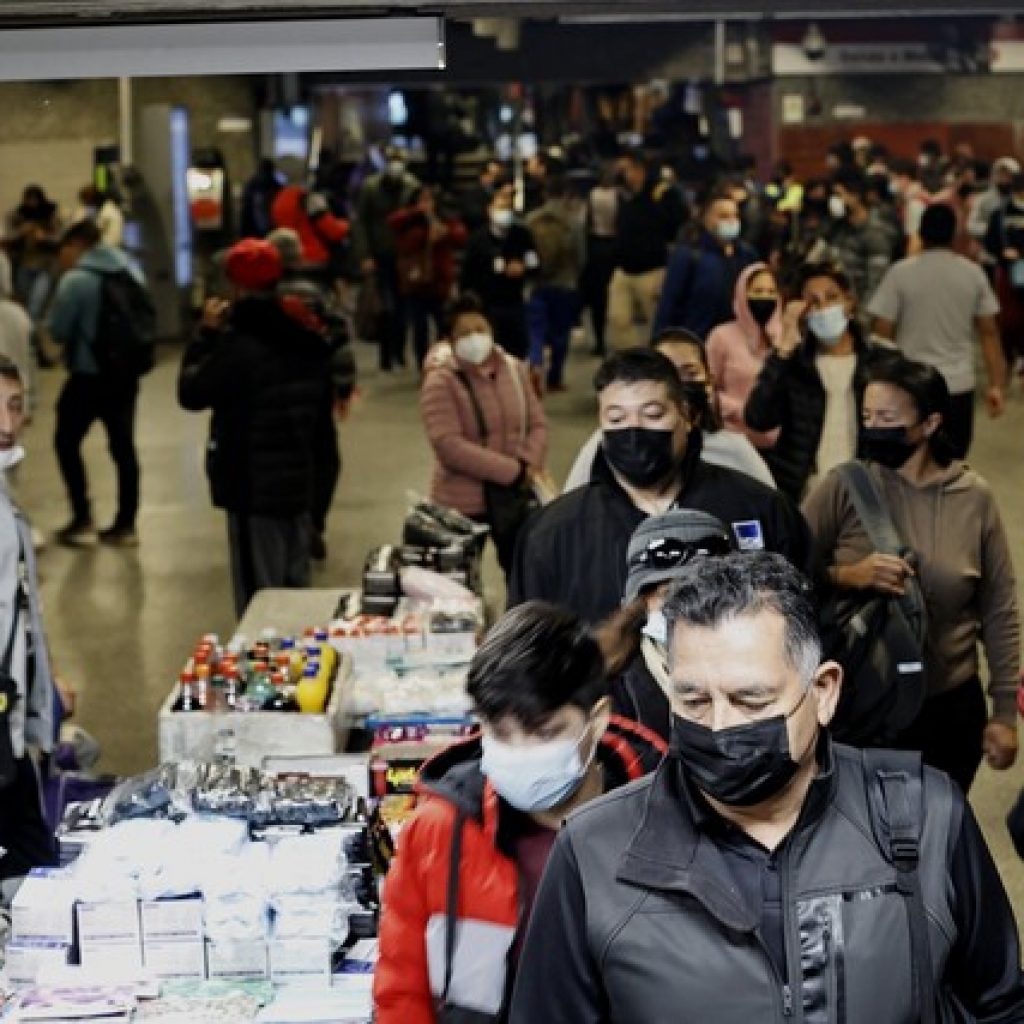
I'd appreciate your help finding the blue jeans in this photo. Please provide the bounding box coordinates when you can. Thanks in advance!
[527,286,579,388]
[15,265,52,323]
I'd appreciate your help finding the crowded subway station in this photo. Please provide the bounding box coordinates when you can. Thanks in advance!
[2,0,1024,1019]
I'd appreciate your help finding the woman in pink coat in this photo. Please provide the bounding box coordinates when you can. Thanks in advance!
[707,262,782,450]
[420,294,548,573]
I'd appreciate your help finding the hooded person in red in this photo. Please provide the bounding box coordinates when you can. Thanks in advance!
[270,184,349,276]
[374,601,666,1024]
[178,239,335,614]
[707,262,782,451]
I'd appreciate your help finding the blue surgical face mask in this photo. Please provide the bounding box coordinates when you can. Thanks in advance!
[643,609,668,646]
[481,721,597,813]
[807,304,849,345]
[715,219,741,243]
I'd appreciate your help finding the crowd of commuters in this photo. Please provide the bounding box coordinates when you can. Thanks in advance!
[4,131,1024,1020]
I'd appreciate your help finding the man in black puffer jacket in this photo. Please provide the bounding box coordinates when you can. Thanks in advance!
[178,239,332,614]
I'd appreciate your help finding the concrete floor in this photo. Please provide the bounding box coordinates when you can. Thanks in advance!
[14,334,1024,913]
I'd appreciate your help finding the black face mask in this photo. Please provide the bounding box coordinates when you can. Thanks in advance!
[997,182,1012,197]
[671,688,811,807]
[748,297,777,328]
[859,426,920,470]
[603,427,678,488]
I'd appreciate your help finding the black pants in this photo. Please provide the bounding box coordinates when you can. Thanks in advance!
[312,417,341,538]
[375,255,409,371]
[54,373,140,529]
[407,294,445,368]
[488,305,529,361]
[227,512,312,617]
[892,676,987,793]
[945,390,975,460]
[581,237,617,354]
[0,757,57,882]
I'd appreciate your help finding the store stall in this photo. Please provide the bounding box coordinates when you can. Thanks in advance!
[0,501,487,1023]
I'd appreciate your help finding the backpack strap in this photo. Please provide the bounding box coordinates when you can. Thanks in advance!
[835,461,904,556]
[862,749,937,1024]
[441,808,466,1005]
[835,460,927,643]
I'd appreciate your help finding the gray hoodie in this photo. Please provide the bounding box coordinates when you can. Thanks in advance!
[47,244,143,375]
[0,470,56,758]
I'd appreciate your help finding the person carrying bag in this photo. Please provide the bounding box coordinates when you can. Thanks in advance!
[819,460,928,746]
[420,295,549,576]
[455,351,552,571]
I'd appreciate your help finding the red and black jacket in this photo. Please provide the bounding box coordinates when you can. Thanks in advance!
[373,716,667,1024]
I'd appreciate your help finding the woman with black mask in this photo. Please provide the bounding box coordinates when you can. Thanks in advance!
[707,262,782,450]
[801,354,1020,793]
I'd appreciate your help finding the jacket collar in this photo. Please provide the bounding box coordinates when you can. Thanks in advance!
[617,733,838,930]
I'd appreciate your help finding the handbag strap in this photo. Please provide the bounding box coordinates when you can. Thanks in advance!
[502,353,528,448]
[454,369,490,444]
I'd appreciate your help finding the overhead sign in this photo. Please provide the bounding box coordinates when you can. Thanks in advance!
[0,17,445,80]
[992,40,1024,73]
[773,42,944,75]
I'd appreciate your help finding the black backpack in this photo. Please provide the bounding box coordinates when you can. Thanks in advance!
[821,462,928,747]
[90,268,157,377]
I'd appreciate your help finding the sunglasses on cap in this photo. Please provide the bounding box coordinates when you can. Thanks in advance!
[631,534,732,572]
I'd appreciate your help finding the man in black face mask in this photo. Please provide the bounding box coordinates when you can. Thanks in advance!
[511,552,1024,1024]
[508,348,809,623]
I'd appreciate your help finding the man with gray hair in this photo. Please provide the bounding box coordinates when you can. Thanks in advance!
[0,356,58,884]
[512,551,1024,1023]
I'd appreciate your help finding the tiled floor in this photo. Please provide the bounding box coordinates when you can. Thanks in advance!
[15,332,1024,911]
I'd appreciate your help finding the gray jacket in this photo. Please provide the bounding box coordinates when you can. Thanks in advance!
[510,740,1024,1024]
[526,199,584,290]
[829,211,896,306]
[0,475,55,758]
[352,171,420,262]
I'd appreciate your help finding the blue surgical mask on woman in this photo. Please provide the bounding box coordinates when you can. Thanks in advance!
[715,219,741,243]
[807,304,849,346]
[481,721,597,813]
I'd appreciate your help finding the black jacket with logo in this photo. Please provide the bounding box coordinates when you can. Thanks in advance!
[178,296,332,517]
[510,740,1024,1024]
[508,439,810,624]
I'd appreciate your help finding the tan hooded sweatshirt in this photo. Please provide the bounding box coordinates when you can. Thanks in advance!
[802,460,1020,725]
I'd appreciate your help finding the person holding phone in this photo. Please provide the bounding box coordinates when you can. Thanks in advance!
[744,262,890,502]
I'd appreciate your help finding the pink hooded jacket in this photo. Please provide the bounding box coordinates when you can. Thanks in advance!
[707,262,781,450]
